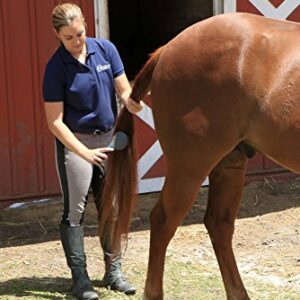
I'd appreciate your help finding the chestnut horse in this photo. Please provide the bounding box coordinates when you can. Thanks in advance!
[100,12,300,299]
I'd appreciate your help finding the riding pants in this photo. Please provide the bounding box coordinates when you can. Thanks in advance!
[55,130,113,226]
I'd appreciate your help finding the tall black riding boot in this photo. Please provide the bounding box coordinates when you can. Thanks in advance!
[59,224,98,300]
[101,233,136,295]
[102,252,136,295]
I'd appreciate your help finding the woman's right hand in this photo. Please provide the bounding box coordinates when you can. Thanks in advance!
[44,102,114,167]
[82,147,114,166]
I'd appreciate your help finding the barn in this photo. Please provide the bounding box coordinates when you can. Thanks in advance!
[0,0,298,204]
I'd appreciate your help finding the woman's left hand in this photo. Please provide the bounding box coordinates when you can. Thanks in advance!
[125,97,144,114]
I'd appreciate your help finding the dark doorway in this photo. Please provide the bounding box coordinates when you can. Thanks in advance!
[108,0,213,80]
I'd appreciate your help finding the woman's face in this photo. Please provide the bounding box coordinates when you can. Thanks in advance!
[56,17,86,56]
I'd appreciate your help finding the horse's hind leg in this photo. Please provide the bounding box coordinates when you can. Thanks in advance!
[143,165,208,300]
[204,149,250,300]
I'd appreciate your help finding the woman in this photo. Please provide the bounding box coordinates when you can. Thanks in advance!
[42,3,142,300]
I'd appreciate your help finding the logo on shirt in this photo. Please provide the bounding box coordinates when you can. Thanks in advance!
[96,64,111,72]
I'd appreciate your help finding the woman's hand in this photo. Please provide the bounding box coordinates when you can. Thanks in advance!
[114,74,144,114]
[125,97,144,114]
[44,102,114,166]
[82,147,114,166]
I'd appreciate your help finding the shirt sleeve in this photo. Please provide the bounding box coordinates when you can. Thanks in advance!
[42,58,65,102]
[105,40,125,78]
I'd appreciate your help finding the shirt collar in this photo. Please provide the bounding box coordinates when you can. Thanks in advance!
[59,37,96,63]
[86,37,96,57]
[59,43,77,63]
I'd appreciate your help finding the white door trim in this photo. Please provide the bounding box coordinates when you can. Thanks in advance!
[224,0,237,13]
[223,0,300,19]
[93,0,110,39]
[214,0,224,14]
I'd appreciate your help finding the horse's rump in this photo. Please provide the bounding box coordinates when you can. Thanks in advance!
[148,12,300,173]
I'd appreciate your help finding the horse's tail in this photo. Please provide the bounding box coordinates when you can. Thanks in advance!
[130,46,164,101]
[99,46,164,248]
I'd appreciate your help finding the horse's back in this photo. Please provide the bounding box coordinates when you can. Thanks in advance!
[153,12,300,91]
[150,13,300,173]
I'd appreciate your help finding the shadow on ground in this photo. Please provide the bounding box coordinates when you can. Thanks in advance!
[1,176,300,248]
[0,277,103,299]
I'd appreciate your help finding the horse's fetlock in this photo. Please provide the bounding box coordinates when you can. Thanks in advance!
[227,286,250,300]
[143,291,163,300]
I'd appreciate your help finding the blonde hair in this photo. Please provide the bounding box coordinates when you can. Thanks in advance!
[52,3,85,32]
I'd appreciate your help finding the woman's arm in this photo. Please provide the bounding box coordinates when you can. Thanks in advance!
[44,102,112,166]
[114,73,143,114]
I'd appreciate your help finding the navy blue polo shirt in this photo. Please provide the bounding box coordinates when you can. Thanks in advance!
[43,38,124,133]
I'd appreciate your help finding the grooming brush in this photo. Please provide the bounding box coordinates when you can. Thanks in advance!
[107,131,129,150]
